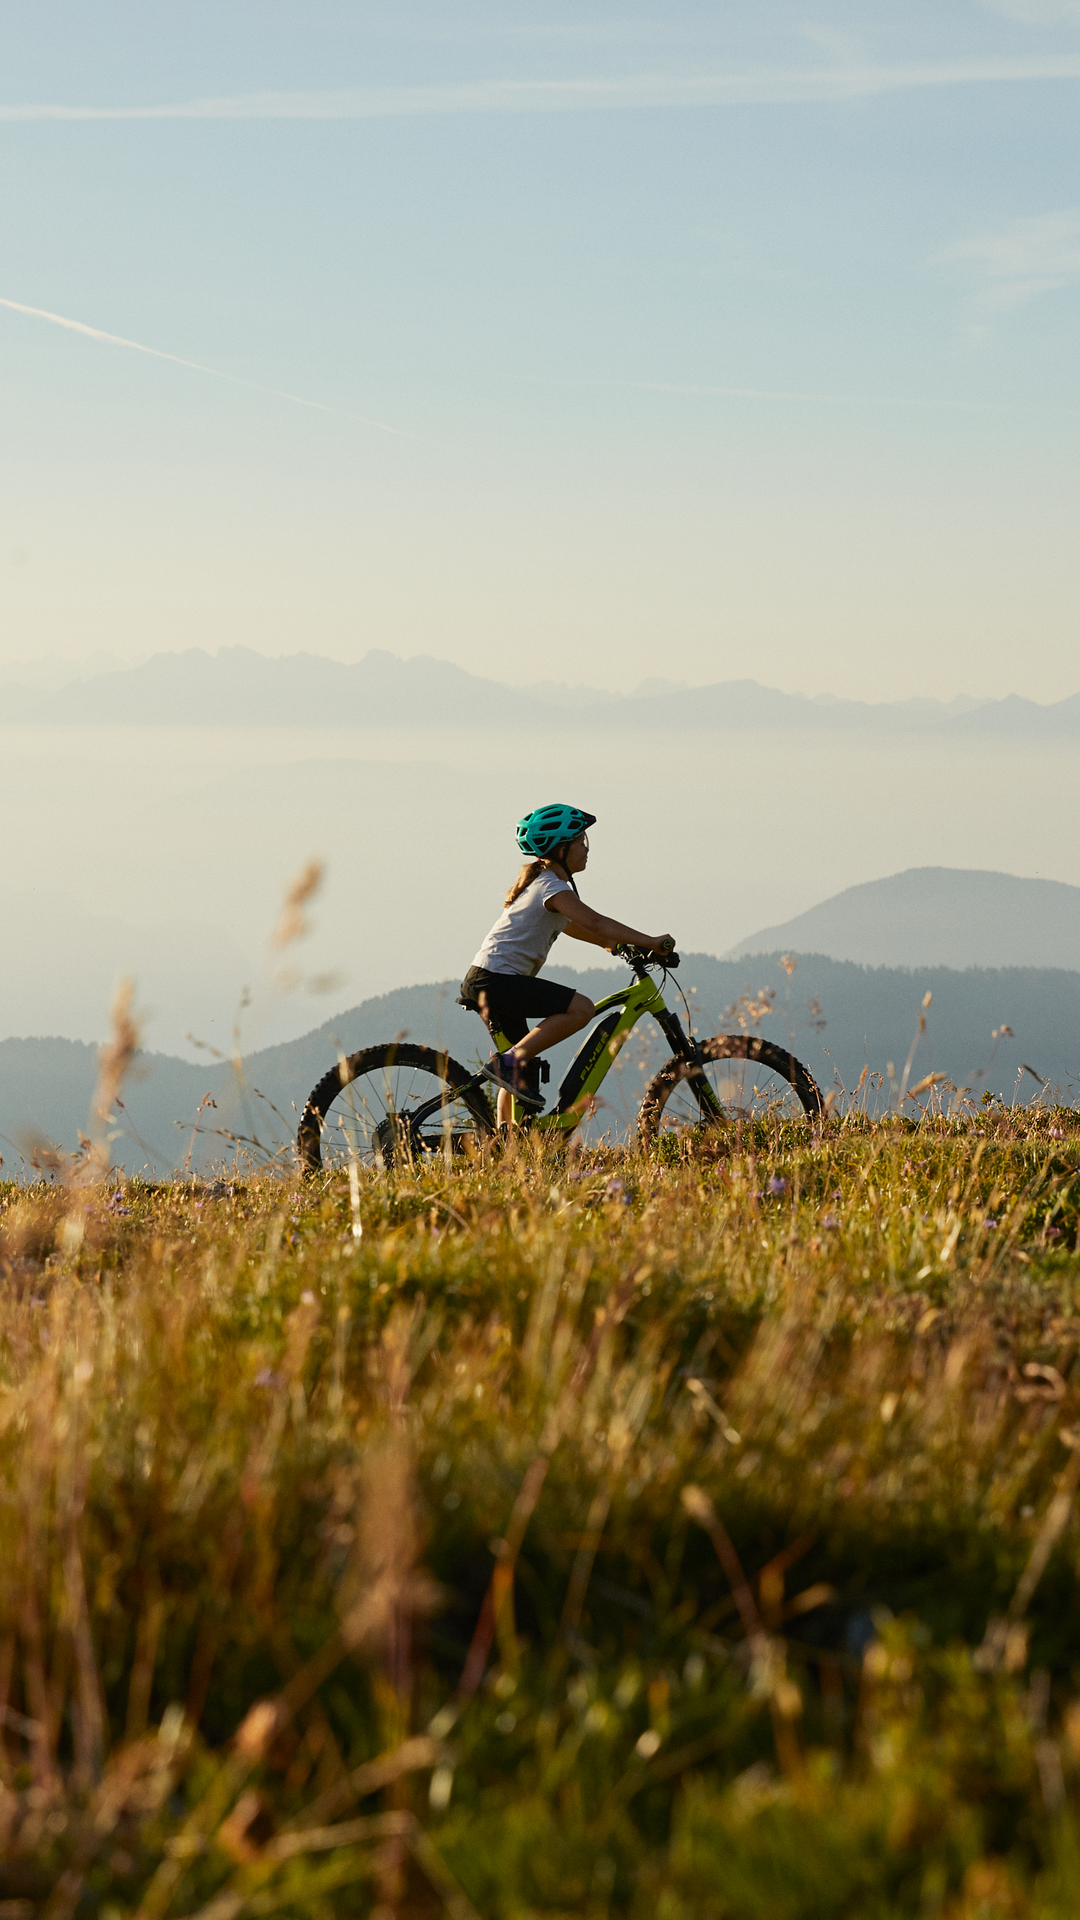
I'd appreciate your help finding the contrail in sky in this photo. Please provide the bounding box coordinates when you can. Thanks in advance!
[0,294,419,439]
[2,59,1080,120]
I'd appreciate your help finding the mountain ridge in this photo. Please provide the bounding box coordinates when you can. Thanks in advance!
[7,646,1080,737]
[726,868,1080,971]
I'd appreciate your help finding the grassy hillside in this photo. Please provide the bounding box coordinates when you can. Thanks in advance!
[2,1110,1080,1915]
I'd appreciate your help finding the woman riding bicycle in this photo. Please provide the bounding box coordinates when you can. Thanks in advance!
[459,804,676,1118]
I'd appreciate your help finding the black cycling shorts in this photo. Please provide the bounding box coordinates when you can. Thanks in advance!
[458,966,577,1045]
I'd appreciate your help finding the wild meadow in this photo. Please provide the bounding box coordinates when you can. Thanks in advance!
[2,1101,1080,1919]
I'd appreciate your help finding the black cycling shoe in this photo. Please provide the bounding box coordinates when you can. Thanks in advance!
[480,1051,544,1111]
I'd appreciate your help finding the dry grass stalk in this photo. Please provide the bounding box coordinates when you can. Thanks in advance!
[271,859,323,950]
[79,977,141,1184]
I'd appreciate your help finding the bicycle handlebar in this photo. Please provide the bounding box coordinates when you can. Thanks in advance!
[612,942,680,970]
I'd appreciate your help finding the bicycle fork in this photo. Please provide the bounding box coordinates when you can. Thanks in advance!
[652,1006,724,1122]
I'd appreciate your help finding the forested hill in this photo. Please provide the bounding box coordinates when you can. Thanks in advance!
[3,953,1077,1177]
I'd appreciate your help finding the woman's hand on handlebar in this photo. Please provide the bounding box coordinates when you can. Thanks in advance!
[608,935,677,957]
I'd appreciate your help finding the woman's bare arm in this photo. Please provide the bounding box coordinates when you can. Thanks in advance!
[548,892,674,953]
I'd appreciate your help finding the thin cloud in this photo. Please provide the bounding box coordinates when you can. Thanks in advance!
[2,57,1080,122]
[947,209,1080,310]
[0,296,419,439]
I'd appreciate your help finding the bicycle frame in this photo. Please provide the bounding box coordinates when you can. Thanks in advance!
[489,965,722,1132]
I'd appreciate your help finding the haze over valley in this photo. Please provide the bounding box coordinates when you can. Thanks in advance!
[0,652,1068,1059]
[2,647,1079,1068]
[1,649,1078,1169]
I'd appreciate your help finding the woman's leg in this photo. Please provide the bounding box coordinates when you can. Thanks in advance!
[478,984,594,1121]
[497,998,593,1122]
[478,993,532,1125]
[510,993,594,1063]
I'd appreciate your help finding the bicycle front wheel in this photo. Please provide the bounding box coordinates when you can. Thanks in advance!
[298,1044,496,1172]
[638,1034,823,1145]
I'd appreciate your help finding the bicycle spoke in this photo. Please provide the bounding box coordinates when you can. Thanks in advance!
[300,1044,494,1171]
[660,1059,804,1132]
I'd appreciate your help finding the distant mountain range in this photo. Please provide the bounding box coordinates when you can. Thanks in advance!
[4,645,1080,736]
[0,650,141,717]
[727,869,1080,972]
[4,952,1077,1178]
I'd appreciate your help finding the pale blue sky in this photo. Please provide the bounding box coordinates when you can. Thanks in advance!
[2,0,1079,698]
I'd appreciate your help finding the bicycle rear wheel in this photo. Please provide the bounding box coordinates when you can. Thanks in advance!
[298,1043,496,1172]
[638,1034,823,1144]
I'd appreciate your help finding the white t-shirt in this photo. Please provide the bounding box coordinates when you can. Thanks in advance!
[472,869,573,977]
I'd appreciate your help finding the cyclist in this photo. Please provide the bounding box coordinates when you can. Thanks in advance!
[459,804,676,1116]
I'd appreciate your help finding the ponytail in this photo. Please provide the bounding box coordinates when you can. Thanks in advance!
[503,847,580,908]
[505,859,546,907]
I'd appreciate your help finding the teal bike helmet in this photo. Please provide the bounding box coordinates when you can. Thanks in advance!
[516,804,596,857]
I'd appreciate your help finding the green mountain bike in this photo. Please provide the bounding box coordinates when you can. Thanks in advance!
[297,946,823,1171]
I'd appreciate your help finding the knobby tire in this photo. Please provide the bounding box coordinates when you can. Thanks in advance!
[638,1033,823,1142]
